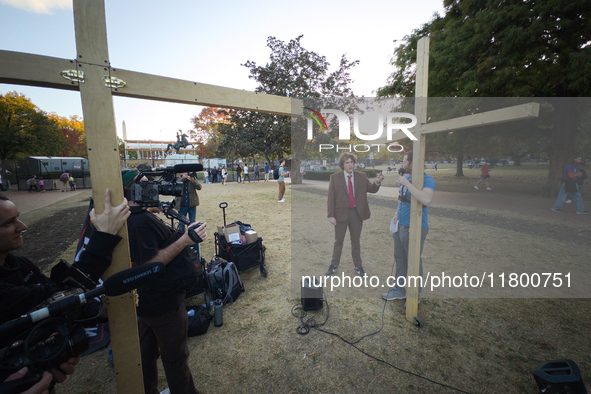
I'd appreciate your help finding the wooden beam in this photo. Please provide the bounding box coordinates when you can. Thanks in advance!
[0,50,78,91]
[73,1,144,392]
[0,49,303,116]
[110,68,301,116]
[420,102,540,134]
[372,102,540,144]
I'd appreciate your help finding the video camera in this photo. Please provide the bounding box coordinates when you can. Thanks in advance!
[397,168,412,203]
[0,263,164,393]
[125,164,203,207]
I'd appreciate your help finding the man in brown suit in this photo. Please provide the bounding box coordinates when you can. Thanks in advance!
[326,152,384,277]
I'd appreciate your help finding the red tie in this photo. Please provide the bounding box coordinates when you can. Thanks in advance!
[348,175,355,208]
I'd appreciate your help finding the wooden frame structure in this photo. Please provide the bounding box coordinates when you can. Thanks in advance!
[387,37,540,323]
[0,1,302,392]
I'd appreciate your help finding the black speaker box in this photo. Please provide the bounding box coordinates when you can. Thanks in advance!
[301,277,323,311]
[532,359,587,394]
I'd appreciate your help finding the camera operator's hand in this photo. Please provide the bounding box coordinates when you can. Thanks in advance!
[50,357,79,384]
[90,189,131,235]
[50,357,79,383]
[396,175,410,188]
[3,367,52,394]
[184,222,207,245]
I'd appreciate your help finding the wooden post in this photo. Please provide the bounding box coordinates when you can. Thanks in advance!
[406,36,429,323]
[73,1,143,391]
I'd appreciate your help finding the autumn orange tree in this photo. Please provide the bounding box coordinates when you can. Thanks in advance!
[48,114,87,157]
[187,107,229,158]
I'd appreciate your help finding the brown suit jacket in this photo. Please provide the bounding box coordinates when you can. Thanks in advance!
[327,170,380,222]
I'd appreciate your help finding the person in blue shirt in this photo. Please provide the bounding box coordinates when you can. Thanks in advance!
[382,150,436,301]
[551,156,587,214]
[278,158,290,202]
[264,162,270,182]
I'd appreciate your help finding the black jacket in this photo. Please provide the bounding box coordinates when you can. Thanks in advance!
[0,231,122,325]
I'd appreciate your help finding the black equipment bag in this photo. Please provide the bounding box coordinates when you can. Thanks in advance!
[185,255,207,299]
[215,232,267,274]
[186,305,212,337]
[206,258,244,305]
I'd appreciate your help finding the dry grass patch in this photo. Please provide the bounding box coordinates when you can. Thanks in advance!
[43,180,590,393]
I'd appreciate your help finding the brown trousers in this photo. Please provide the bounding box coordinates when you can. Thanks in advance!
[330,207,363,268]
[139,301,198,394]
[278,181,286,200]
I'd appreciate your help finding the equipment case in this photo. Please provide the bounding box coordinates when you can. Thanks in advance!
[214,202,268,277]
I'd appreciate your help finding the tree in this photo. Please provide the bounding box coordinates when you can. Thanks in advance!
[187,107,229,158]
[0,91,65,162]
[378,0,591,195]
[217,35,359,183]
[48,114,87,157]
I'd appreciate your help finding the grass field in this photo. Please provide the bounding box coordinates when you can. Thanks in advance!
[31,172,591,394]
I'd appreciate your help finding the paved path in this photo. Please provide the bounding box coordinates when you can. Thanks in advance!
[2,189,90,216]
[3,178,589,225]
[301,179,590,223]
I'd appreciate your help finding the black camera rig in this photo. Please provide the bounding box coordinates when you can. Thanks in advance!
[0,263,164,393]
[125,163,203,207]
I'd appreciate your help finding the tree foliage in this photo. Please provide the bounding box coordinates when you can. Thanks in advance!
[217,35,359,182]
[187,107,229,158]
[378,0,591,194]
[0,91,66,161]
[48,114,87,158]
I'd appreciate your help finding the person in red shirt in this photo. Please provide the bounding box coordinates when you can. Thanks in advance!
[474,162,492,190]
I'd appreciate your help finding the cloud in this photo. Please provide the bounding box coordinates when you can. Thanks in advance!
[1,0,71,14]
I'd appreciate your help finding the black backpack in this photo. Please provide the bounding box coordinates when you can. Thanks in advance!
[186,305,212,337]
[206,259,244,305]
[273,167,280,180]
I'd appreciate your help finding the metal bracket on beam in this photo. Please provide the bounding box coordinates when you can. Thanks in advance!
[103,76,126,89]
[60,69,85,83]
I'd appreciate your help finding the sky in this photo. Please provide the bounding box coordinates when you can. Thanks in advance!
[0,0,445,142]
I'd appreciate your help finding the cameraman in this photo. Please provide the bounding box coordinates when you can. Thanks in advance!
[123,170,206,394]
[174,172,202,233]
[0,190,130,391]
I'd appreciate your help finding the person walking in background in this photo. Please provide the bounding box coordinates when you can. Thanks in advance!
[277,158,289,202]
[474,161,492,190]
[69,175,76,191]
[38,177,45,192]
[243,163,250,183]
[27,175,38,192]
[551,156,588,214]
[325,152,384,278]
[566,166,587,203]
[221,166,228,185]
[211,167,218,183]
[254,163,260,182]
[236,163,242,183]
[59,171,70,192]
[204,168,210,184]
[264,162,270,182]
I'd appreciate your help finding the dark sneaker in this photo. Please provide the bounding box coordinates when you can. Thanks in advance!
[354,267,367,277]
[551,208,563,212]
[381,289,406,300]
[325,264,338,276]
